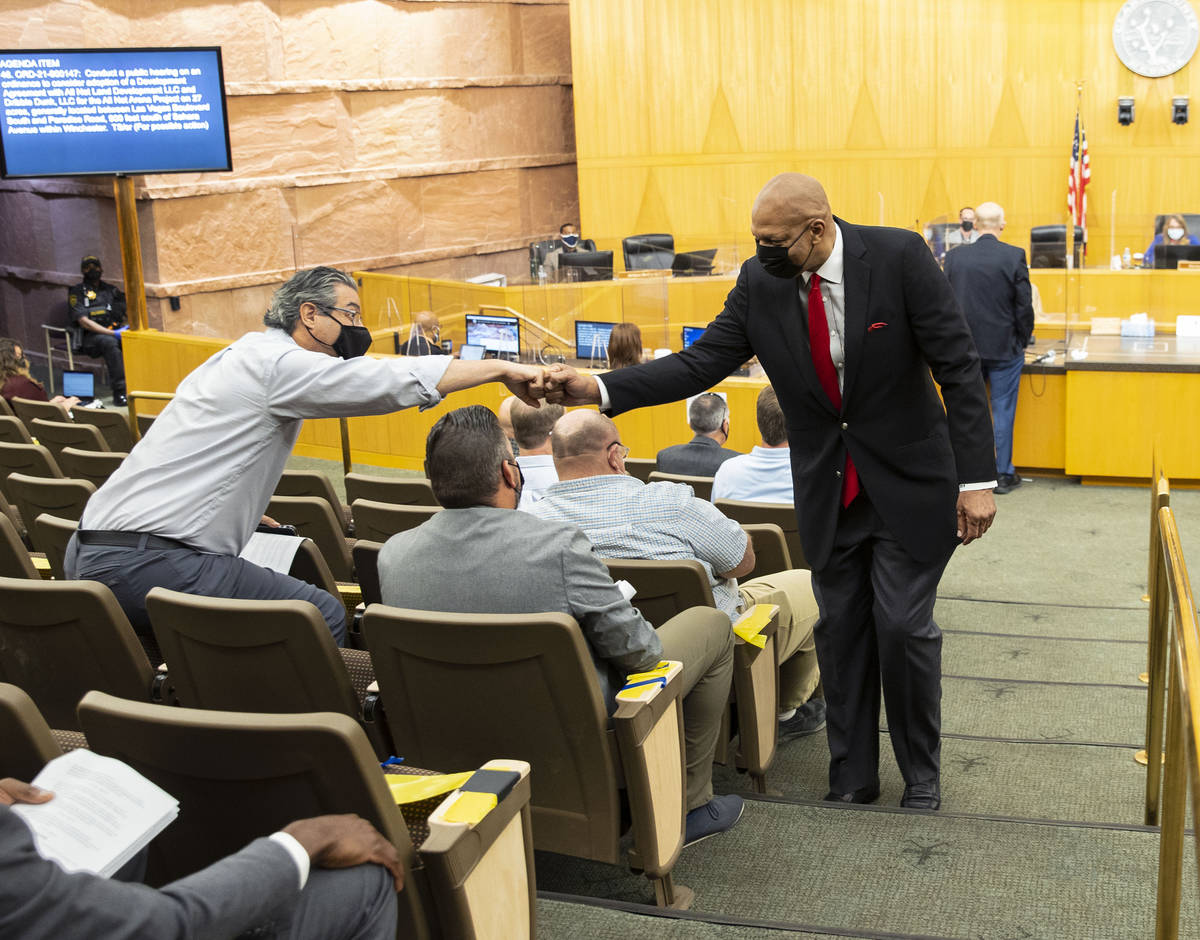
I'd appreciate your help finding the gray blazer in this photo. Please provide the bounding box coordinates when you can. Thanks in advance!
[0,806,300,939]
[377,505,662,705]
[655,435,740,477]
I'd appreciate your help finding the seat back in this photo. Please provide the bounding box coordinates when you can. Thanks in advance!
[647,470,713,501]
[275,469,350,534]
[1029,224,1084,268]
[0,488,24,541]
[70,407,134,452]
[622,233,675,270]
[714,499,807,569]
[29,418,110,459]
[0,415,32,445]
[363,607,624,862]
[0,397,12,418]
[57,447,126,489]
[0,682,62,781]
[75,694,430,935]
[739,523,793,579]
[0,576,154,730]
[601,557,715,626]
[352,499,441,543]
[0,512,38,579]
[352,539,385,605]
[9,396,70,431]
[267,495,353,580]
[0,442,62,500]
[145,587,361,719]
[135,412,156,440]
[29,514,77,580]
[345,472,438,506]
[8,474,95,538]
[624,457,656,482]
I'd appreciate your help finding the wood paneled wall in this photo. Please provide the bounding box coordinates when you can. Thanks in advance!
[571,0,1198,262]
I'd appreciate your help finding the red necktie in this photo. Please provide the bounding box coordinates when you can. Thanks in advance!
[807,273,860,507]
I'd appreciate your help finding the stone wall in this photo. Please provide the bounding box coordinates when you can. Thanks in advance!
[0,0,576,351]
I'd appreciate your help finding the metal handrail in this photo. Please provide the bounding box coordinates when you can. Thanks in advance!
[1152,505,1200,939]
[1143,470,1171,821]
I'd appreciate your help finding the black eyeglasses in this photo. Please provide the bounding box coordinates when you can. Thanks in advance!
[506,459,525,487]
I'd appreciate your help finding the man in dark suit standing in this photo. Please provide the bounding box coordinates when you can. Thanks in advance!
[943,202,1034,495]
[544,173,997,810]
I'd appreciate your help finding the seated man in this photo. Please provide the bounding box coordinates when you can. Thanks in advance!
[535,410,824,740]
[401,310,441,356]
[66,254,127,406]
[509,398,564,510]
[655,392,740,477]
[377,405,744,844]
[542,222,589,282]
[711,386,794,503]
[1,776,400,939]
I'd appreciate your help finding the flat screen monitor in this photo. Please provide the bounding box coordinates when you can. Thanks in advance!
[682,326,706,348]
[464,313,520,355]
[1155,244,1200,269]
[671,248,717,277]
[0,47,232,178]
[559,250,614,281]
[458,343,485,361]
[575,320,616,361]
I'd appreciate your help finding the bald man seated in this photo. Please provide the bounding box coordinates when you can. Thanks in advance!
[532,410,825,739]
[376,405,745,845]
[402,311,441,356]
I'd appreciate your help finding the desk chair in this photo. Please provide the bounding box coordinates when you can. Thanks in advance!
[714,499,807,570]
[623,233,676,271]
[624,457,656,482]
[345,472,438,507]
[363,606,693,908]
[71,407,134,452]
[602,558,781,793]
[0,682,66,781]
[78,693,537,939]
[647,470,714,501]
[0,415,32,445]
[7,474,94,540]
[145,587,391,759]
[57,447,126,489]
[29,418,109,460]
[351,499,440,543]
[275,469,352,535]
[0,512,38,579]
[0,576,159,732]
[9,396,70,433]
[267,495,354,581]
[0,442,63,502]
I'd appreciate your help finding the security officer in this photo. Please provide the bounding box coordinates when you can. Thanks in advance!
[67,254,127,405]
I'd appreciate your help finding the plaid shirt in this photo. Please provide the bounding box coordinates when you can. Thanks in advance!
[532,474,748,619]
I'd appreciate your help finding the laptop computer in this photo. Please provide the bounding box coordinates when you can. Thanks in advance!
[459,344,486,361]
[61,370,96,404]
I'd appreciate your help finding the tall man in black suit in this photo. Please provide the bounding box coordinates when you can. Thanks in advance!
[544,174,997,810]
[943,201,1034,495]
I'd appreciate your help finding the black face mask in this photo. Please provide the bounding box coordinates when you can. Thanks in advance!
[83,266,102,284]
[757,223,816,279]
[960,220,974,232]
[305,309,373,359]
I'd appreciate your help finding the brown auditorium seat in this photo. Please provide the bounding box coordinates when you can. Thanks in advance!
[0,512,39,579]
[624,457,656,482]
[0,442,63,501]
[78,692,536,937]
[740,522,793,579]
[363,605,694,907]
[7,474,95,537]
[647,470,714,501]
[70,407,135,452]
[351,499,440,543]
[275,469,352,535]
[29,418,109,461]
[57,447,126,489]
[267,495,353,581]
[0,415,32,445]
[9,396,70,432]
[29,514,76,580]
[0,682,64,781]
[344,472,438,506]
[714,498,807,569]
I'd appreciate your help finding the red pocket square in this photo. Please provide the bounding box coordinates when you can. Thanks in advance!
[868,322,888,331]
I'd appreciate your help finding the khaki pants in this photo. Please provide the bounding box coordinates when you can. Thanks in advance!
[739,568,821,710]
[657,606,735,810]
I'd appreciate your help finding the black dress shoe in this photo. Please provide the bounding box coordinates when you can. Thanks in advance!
[994,473,1021,495]
[901,780,941,810]
[822,784,880,804]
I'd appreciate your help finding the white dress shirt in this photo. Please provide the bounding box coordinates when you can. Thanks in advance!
[516,453,559,511]
[711,446,795,503]
[80,329,451,554]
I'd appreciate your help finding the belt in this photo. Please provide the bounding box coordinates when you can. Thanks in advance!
[76,530,196,552]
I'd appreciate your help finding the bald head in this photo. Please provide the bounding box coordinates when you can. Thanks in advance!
[551,410,625,479]
[414,310,439,334]
[974,202,1005,234]
[750,174,836,274]
[752,174,831,224]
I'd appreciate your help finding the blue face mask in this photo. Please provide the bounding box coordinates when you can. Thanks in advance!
[561,233,580,248]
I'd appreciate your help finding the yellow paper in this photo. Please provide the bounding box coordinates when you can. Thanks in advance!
[733,604,773,648]
[441,790,497,825]
[387,771,472,805]
[623,661,672,684]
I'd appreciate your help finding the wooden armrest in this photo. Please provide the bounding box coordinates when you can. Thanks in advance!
[730,606,781,782]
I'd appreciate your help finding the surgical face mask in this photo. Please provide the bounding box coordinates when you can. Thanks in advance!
[757,223,816,279]
[306,309,373,359]
[961,220,974,232]
[561,233,580,248]
[1168,226,1185,240]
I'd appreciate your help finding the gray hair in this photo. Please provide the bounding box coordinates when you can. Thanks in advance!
[263,267,357,333]
[689,392,728,433]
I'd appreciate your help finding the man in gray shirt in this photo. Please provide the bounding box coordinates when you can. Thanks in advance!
[67,267,547,645]
[377,405,744,845]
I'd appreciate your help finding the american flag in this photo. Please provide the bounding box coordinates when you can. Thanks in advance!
[1067,112,1090,255]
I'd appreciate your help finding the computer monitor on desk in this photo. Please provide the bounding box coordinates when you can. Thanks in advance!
[464,313,520,357]
[1154,245,1200,269]
[671,249,717,277]
[682,326,706,348]
[575,320,616,362]
[558,250,614,281]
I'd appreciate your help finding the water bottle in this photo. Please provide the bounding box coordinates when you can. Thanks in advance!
[1123,247,1132,269]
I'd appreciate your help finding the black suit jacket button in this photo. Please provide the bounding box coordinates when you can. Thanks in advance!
[841,422,849,430]
[835,469,843,477]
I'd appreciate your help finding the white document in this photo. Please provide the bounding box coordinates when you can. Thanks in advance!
[239,531,304,573]
[12,749,179,877]
[614,579,637,602]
